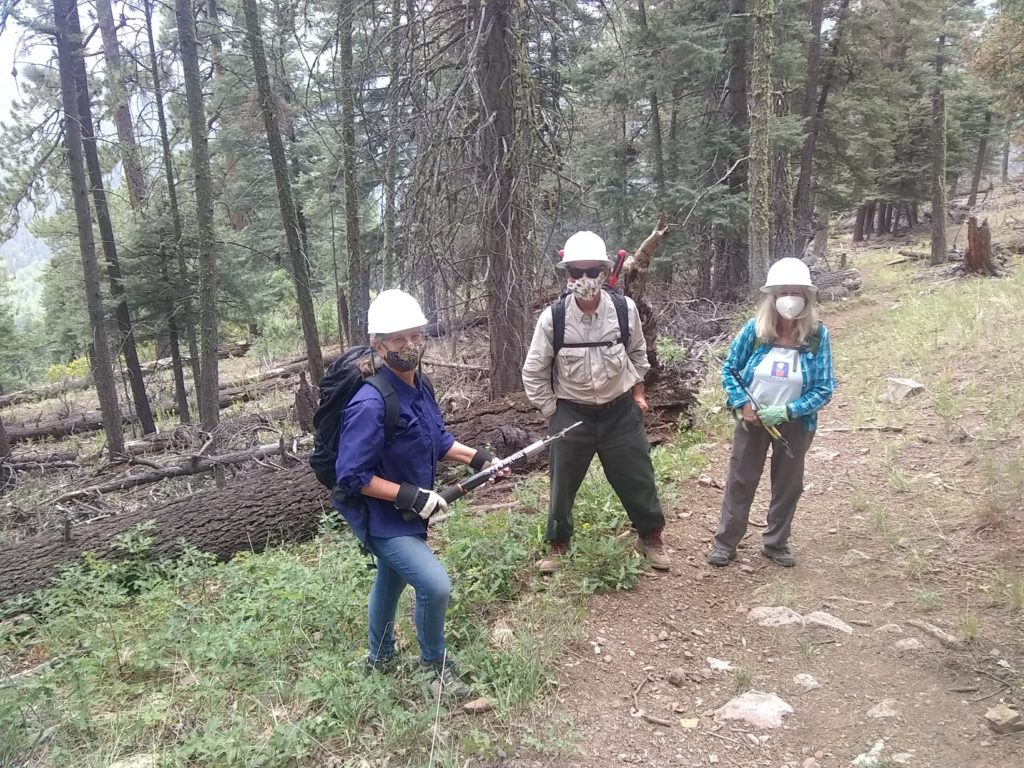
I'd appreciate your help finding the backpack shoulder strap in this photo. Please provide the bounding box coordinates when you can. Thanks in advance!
[420,373,436,402]
[365,373,400,443]
[551,296,567,356]
[610,290,629,345]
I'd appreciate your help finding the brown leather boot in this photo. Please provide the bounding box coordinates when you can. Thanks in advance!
[636,528,671,571]
[536,540,568,574]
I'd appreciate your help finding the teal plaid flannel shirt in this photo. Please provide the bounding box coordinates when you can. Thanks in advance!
[721,318,835,432]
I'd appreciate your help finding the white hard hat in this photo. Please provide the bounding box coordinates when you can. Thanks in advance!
[761,257,817,293]
[556,231,614,268]
[367,289,429,335]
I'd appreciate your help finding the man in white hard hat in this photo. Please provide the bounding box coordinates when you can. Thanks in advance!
[522,231,670,574]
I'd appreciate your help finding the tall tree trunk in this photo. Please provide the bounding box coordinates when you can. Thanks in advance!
[711,0,749,301]
[338,5,368,344]
[770,89,794,262]
[864,200,876,237]
[94,0,146,210]
[966,110,992,209]
[794,0,851,258]
[1001,123,1011,184]
[930,33,948,265]
[637,0,666,201]
[747,0,774,293]
[242,0,323,386]
[65,0,156,436]
[853,204,867,242]
[875,200,887,234]
[143,0,192,423]
[174,0,220,432]
[478,0,527,396]
[793,0,823,257]
[52,0,125,455]
[381,0,404,286]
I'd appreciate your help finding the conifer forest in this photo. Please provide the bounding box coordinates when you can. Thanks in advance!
[0,1,1023,766]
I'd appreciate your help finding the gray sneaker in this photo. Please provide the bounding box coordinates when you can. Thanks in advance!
[420,658,473,701]
[706,546,736,567]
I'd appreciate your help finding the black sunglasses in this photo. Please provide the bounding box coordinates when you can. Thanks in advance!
[566,266,604,279]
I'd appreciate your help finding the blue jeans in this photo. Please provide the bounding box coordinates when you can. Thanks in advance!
[365,534,451,664]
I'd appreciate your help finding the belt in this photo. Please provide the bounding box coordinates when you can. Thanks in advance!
[559,392,631,411]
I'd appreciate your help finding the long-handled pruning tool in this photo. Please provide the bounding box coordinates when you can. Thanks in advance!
[727,366,794,458]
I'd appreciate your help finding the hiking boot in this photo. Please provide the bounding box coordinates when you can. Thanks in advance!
[706,546,736,567]
[536,540,568,575]
[419,658,473,701]
[362,654,398,677]
[636,530,671,570]
[761,546,796,567]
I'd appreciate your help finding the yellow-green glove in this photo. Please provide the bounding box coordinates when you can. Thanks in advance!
[756,404,789,428]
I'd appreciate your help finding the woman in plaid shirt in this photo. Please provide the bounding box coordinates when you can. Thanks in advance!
[707,258,835,568]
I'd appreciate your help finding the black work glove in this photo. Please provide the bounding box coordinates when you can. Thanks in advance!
[469,448,497,471]
[394,481,449,520]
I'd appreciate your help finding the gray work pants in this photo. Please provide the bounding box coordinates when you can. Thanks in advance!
[546,396,665,544]
[714,419,812,553]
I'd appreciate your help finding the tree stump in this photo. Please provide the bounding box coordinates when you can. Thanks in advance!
[965,216,998,276]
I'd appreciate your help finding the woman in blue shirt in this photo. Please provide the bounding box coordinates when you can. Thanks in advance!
[333,290,502,700]
[707,258,835,568]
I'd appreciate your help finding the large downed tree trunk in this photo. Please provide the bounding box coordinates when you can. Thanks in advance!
[811,267,863,300]
[0,464,328,605]
[7,376,300,443]
[0,342,253,411]
[0,380,696,603]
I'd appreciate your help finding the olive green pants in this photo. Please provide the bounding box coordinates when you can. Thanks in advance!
[546,396,665,544]
[714,420,812,553]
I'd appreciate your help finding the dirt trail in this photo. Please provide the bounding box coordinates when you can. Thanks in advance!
[513,272,1023,767]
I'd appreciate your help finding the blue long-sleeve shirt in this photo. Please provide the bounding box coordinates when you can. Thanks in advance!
[332,367,455,543]
[721,318,835,432]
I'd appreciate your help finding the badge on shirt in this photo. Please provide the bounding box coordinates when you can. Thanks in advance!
[770,361,790,379]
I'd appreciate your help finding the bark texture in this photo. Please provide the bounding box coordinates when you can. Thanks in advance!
[0,465,327,605]
[174,0,220,431]
[52,0,125,455]
[747,0,774,293]
[478,0,528,397]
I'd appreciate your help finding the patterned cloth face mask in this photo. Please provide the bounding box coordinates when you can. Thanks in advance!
[567,274,604,301]
[384,342,426,372]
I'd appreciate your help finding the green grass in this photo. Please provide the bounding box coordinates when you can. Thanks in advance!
[732,667,753,694]
[958,609,981,643]
[832,257,1024,435]
[911,588,941,611]
[0,442,706,767]
[764,579,796,608]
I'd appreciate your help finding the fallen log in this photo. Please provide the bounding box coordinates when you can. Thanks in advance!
[0,463,329,605]
[51,439,308,503]
[0,380,697,604]
[811,267,863,300]
[8,376,300,444]
[1,342,256,411]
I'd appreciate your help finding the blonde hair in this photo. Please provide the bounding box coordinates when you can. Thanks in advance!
[754,289,819,345]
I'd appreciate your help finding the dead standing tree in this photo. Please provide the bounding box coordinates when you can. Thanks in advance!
[619,214,671,378]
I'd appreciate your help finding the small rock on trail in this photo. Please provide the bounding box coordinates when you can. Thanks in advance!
[804,610,854,635]
[713,690,794,729]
